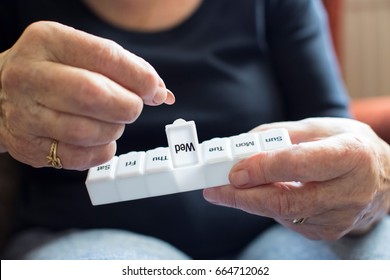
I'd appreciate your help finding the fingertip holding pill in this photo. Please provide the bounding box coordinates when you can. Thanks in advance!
[152,88,175,105]
[152,87,168,105]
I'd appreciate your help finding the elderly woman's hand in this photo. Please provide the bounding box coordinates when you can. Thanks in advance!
[204,118,390,240]
[0,21,174,170]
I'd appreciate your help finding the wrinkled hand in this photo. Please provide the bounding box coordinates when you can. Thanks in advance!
[0,21,174,170]
[204,118,390,240]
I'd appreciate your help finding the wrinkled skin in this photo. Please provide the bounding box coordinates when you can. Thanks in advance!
[0,21,174,170]
[204,118,390,240]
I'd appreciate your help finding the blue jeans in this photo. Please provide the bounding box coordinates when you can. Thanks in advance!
[3,216,390,260]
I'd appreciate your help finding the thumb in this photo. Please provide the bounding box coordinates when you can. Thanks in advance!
[228,135,358,188]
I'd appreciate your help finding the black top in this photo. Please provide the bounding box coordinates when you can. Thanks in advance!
[0,0,349,259]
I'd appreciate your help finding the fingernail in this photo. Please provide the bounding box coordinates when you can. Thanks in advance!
[203,189,217,203]
[164,89,176,105]
[203,188,223,205]
[230,170,250,187]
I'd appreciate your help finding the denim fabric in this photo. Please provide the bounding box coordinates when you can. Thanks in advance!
[238,216,390,260]
[3,216,390,260]
[2,228,189,260]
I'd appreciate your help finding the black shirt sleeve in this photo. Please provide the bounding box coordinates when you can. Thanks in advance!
[0,0,20,51]
[264,0,350,120]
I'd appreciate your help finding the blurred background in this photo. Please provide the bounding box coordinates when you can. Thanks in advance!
[324,0,390,98]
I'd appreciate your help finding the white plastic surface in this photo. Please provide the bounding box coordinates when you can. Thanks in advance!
[85,119,292,205]
[166,119,201,168]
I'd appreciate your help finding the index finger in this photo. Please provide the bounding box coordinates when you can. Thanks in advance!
[29,21,167,105]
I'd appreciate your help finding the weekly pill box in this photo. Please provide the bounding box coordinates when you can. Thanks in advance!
[85,119,291,205]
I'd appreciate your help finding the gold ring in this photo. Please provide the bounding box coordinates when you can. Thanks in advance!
[47,140,63,169]
[292,217,307,225]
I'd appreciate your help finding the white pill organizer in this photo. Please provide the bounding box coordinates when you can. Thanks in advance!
[85,119,292,205]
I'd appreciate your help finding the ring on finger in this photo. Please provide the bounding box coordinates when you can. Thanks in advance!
[47,140,63,169]
[292,217,307,225]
